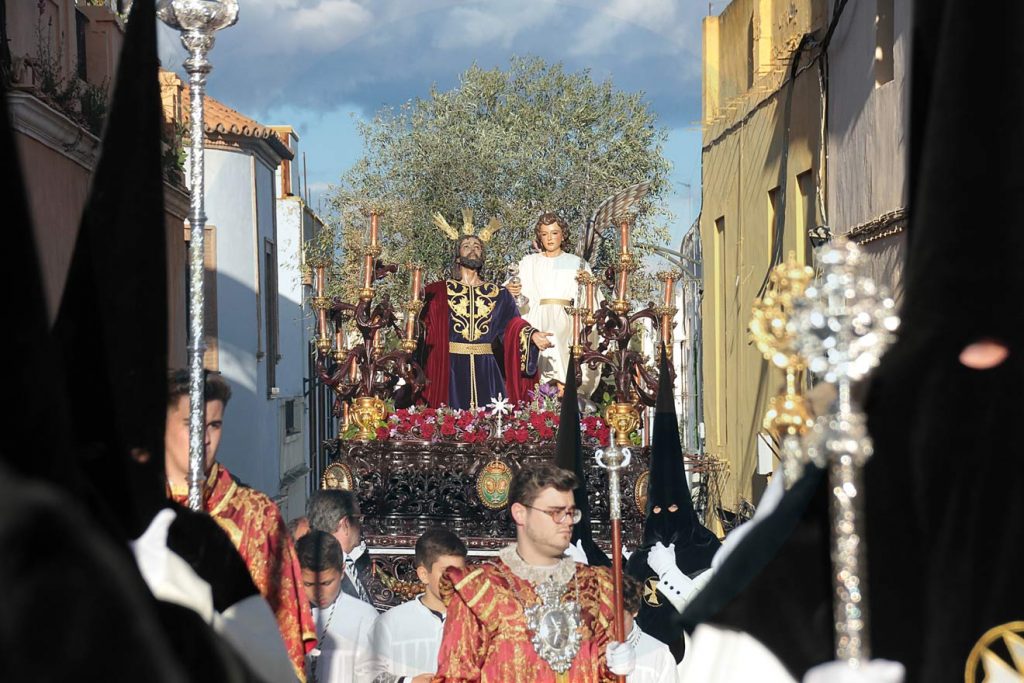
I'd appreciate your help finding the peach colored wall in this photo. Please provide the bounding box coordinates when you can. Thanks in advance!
[16,133,91,318]
[15,130,188,365]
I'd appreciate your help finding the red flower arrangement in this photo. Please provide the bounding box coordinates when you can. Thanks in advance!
[366,400,610,446]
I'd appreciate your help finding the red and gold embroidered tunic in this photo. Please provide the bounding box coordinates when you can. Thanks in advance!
[433,557,618,682]
[170,464,317,682]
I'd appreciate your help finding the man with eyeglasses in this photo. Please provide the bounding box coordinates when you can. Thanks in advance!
[307,489,374,607]
[434,461,635,681]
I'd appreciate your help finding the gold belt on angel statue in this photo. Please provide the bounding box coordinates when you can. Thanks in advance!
[539,298,572,306]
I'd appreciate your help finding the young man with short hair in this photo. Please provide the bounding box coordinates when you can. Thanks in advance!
[297,530,378,683]
[307,489,372,604]
[369,528,468,683]
[433,461,634,681]
[164,369,315,681]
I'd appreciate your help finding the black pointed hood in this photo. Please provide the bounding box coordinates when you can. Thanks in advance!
[554,349,610,566]
[51,0,169,540]
[639,346,720,572]
[0,78,79,494]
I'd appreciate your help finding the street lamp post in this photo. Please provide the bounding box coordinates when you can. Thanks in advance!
[157,0,238,510]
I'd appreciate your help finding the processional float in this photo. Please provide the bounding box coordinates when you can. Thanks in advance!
[309,197,685,625]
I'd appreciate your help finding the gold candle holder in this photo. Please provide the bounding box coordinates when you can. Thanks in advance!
[402,299,423,353]
[604,402,640,447]
[351,395,386,441]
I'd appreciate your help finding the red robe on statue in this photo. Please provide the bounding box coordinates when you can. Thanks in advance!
[421,279,539,409]
[170,463,317,682]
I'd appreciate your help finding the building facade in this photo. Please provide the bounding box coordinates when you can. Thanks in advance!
[6,0,189,363]
[700,0,827,511]
[825,0,910,299]
[162,72,319,512]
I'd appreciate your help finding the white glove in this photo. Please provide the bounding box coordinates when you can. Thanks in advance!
[646,541,677,576]
[605,640,636,676]
[803,660,905,683]
[564,539,589,565]
[647,542,695,612]
[621,545,633,561]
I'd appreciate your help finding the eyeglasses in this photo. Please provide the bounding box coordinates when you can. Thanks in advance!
[524,505,582,525]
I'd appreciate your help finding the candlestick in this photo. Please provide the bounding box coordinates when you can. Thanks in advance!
[571,306,581,347]
[370,211,380,248]
[584,273,596,325]
[411,264,423,300]
[362,252,374,290]
[619,220,631,255]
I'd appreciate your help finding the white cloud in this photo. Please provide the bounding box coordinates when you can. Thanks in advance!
[287,0,374,52]
[430,2,561,50]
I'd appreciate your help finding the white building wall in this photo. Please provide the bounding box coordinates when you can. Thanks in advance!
[202,146,282,496]
[276,195,312,521]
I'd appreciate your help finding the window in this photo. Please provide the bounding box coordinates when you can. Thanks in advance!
[285,399,300,435]
[746,16,755,90]
[796,170,815,264]
[264,238,279,395]
[875,0,894,86]
[714,216,728,444]
[767,186,780,260]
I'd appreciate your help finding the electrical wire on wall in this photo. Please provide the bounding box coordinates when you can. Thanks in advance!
[755,0,852,299]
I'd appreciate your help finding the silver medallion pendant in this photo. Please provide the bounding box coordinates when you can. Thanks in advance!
[524,577,582,674]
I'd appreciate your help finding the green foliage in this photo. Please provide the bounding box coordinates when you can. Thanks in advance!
[327,57,672,303]
[160,119,188,187]
[33,15,109,137]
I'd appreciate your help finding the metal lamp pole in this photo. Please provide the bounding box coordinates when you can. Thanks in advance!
[157,0,238,510]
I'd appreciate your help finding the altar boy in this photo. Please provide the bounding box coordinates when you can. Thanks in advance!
[297,531,377,682]
[369,528,467,682]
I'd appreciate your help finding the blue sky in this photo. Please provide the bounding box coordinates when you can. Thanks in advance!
[159,0,723,250]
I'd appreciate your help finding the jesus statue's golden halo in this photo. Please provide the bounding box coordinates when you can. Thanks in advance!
[431,208,502,243]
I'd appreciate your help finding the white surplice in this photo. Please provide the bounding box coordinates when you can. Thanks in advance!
[369,597,445,680]
[309,592,378,682]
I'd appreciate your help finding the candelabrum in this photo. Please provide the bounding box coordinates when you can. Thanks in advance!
[311,212,426,440]
[749,253,816,487]
[787,237,899,666]
[577,220,670,446]
[157,0,238,511]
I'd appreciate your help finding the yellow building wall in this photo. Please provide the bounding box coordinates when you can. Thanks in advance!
[700,0,825,511]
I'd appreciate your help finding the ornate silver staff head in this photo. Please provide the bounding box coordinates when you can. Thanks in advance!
[786,237,899,665]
